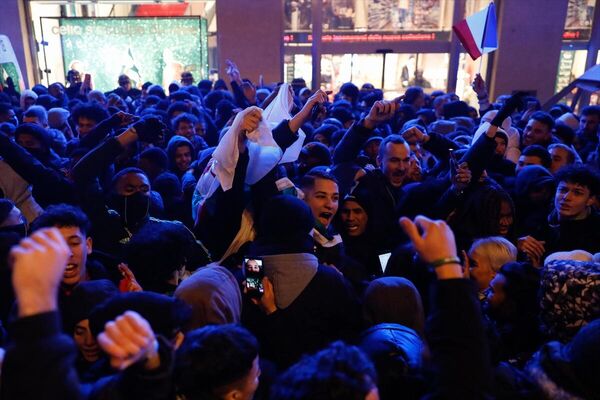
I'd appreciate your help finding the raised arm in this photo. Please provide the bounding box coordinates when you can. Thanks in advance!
[195,109,261,260]
[400,216,492,398]
[287,89,328,134]
[225,60,256,109]
[460,92,525,182]
[402,126,460,163]
[0,133,71,196]
[72,117,165,184]
[1,228,82,400]
[472,73,493,116]
[2,229,175,400]
[78,111,137,151]
[333,99,398,165]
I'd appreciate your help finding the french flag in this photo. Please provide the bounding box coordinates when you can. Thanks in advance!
[452,2,498,60]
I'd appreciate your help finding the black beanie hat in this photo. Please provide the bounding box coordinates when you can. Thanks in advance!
[66,279,119,332]
[89,291,192,339]
[339,82,359,103]
[300,142,332,166]
[515,165,555,198]
[154,172,183,199]
[342,192,371,216]
[330,107,355,125]
[252,195,315,255]
[35,94,56,110]
[259,195,313,239]
[443,100,471,119]
[140,147,169,170]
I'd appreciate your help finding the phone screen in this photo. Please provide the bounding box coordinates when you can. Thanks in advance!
[378,253,391,274]
[244,258,264,298]
[449,148,458,175]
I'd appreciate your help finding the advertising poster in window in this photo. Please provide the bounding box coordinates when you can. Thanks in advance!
[285,0,312,31]
[57,17,208,92]
[323,0,357,30]
[0,35,25,92]
[563,0,595,40]
[368,0,444,31]
[285,0,452,44]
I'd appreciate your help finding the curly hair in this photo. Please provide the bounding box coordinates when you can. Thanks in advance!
[271,341,377,400]
[175,324,258,399]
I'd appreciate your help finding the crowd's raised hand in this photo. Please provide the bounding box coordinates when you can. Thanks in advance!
[399,216,463,280]
[363,98,401,130]
[289,89,328,132]
[98,310,161,371]
[10,228,70,317]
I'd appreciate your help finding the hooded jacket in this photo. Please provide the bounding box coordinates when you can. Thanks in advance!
[174,265,242,332]
[513,165,555,237]
[166,135,195,178]
[242,195,362,368]
[363,277,425,337]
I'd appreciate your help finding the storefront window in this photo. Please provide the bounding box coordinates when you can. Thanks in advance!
[456,52,488,109]
[321,54,382,92]
[555,50,588,93]
[322,0,454,32]
[284,0,312,32]
[29,0,216,87]
[285,52,448,97]
[563,0,595,41]
[465,0,490,18]
[284,54,313,87]
[284,0,454,43]
[382,53,448,98]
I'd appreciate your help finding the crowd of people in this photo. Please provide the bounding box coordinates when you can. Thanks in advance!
[0,58,599,399]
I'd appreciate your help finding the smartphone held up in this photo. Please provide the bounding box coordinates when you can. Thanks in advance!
[244,257,264,299]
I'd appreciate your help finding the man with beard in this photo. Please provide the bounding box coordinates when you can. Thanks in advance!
[521,111,557,149]
[352,133,411,247]
[333,99,412,247]
[337,193,384,281]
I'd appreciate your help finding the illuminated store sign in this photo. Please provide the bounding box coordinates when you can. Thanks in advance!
[284,31,450,44]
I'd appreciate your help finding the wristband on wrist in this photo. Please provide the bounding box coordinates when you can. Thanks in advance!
[430,257,461,268]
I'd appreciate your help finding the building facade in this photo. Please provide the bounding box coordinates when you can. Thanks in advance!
[2,0,599,106]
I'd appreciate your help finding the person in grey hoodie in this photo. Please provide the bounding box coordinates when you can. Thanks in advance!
[241,195,362,369]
